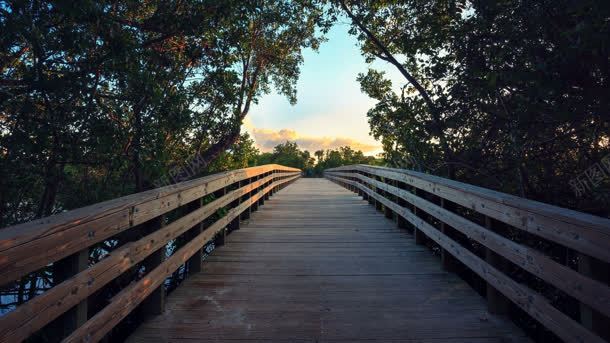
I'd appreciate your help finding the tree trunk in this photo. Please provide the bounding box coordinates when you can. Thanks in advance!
[340,0,454,178]
[180,61,262,180]
[37,136,63,218]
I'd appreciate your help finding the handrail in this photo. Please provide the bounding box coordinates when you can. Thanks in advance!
[0,164,301,342]
[325,164,610,343]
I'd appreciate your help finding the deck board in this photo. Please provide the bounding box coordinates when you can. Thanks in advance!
[127,178,528,342]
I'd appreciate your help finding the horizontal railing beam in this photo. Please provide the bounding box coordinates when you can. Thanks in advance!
[0,165,299,286]
[325,170,609,343]
[0,165,300,343]
[326,164,610,263]
[62,175,299,343]
[327,171,610,318]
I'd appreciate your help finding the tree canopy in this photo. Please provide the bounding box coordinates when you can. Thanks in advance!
[0,0,331,226]
[1,2,609,340]
[339,0,610,215]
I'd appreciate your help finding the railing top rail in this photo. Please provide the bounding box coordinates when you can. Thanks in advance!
[325,164,610,262]
[0,164,300,285]
[325,167,610,343]
[1,164,298,237]
[0,164,301,343]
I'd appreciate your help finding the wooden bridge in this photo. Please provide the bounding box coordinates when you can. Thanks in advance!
[1,165,609,342]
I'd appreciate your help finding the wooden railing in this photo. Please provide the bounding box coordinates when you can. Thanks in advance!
[325,165,610,343]
[0,164,300,342]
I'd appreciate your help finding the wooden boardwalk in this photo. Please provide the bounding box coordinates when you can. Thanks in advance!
[127,178,528,342]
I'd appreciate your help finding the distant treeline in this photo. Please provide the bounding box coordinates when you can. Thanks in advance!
[256,141,381,177]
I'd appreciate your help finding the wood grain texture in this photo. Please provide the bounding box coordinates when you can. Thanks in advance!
[0,165,299,286]
[62,175,300,343]
[326,165,610,263]
[0,174,287,342]
[330,171,610,318]
[126,178,528,343]
[327,175,605,343]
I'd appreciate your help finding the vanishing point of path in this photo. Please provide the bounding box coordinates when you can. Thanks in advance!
[127,178,528,342]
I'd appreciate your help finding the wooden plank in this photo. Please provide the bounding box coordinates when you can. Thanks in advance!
[0,165,300,285]
[61,175,300,343]
[185,198,204,274]
[0,173,297,342]
[329,172,610,319]
[139,215,167,316]
[49,249,89,338]
[327,165,610,263]
[328,175,605,343]
[126,179,528,343]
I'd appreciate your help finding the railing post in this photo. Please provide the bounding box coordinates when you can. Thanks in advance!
[140,215,167,316]
[361,184,368,201]
[440,198,457,272]
[268,170,274,197]
[578,253,608,338]
[215,187,227,246]
[365,174,374,205]
[274,171,280,193]
[258,173,266,206]
[412,187,426,245]
[229,183,241,232]
[374,175,383,212]
[356,175,364,198]
[392,180,407,229]
[240,179,251,221]
[264,171,271,200]
[215,227,227,246]
[52,248,89,336]
[251,175,259,212]
[186,198,204,274]
[228,214,240,231]
[484,216,510,315]
[383,178,394,220]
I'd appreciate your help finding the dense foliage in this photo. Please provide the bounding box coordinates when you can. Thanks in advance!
[0,0,331,227]
[337,2,610,340]
[258,141,315,171]
[2,1,609,342]
[0,3,334,335]
[310,145,379,175]
[339,0,610,216]
[256,141,378,176]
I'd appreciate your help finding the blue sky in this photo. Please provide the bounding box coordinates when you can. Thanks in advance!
[246,21,404,155]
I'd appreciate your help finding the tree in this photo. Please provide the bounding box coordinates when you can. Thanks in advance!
[268,141,313,170]
[340,0,610,215]
[314,149,324,163]
[193,1,332,173]
[0,0,332,226]
[0,0,334,324]
[311,146,378,176]
[338,0,455,178]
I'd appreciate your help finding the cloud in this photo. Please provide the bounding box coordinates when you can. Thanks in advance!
[246,125,380,154]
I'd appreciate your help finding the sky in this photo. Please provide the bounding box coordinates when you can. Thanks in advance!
[246,21,404,156]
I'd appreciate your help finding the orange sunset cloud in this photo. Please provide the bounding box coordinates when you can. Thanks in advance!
[248,127,380,154]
